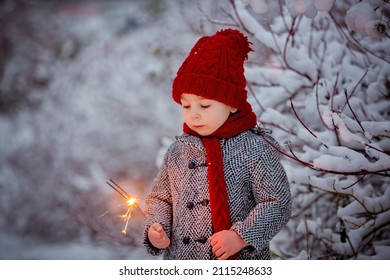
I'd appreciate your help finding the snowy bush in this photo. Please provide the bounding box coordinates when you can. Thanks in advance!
[0,0,194,259]
[207,0,390,259]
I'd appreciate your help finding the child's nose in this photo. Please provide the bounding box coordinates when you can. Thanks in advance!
[190,108,201,118]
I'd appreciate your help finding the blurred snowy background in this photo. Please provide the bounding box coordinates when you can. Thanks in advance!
[0,0,389,260]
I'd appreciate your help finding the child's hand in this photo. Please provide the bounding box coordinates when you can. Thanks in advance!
[209,230,248,260]
[148,222,170,249]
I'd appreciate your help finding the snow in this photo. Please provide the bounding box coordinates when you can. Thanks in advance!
[285,0,336,18]
[235,1,279,51]
[346,2,378,37]
[285,0,314,15]
[0,230,152,260]
[0,0,194,260]
[314,0,335,12]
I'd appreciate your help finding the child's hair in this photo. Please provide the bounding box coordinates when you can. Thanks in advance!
[172,29,253,112]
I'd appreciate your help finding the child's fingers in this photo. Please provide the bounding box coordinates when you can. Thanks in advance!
[209,234,218,246]
[149,229,164,240]
[148,223,168,241]
[148,223,170,249]
[151,222,164,232]
[155,235,170,246]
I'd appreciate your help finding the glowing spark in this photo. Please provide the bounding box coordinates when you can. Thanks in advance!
[99,210,109,218]
[105,179,145,235]
[121,207,132,235]
[127,197,137,206]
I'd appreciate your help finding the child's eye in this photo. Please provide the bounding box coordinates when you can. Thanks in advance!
[182,105,190,109]
[201,105,210,109]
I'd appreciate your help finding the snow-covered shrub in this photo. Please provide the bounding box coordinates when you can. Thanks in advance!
[0,0,192,256]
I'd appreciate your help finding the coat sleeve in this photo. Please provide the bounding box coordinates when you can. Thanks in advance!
[231,134,291,253]
[142,147,173,256]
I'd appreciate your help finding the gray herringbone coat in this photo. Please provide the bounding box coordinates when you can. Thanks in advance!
[143,128,291,259]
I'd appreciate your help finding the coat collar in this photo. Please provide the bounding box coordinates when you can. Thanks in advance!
[175,134,205,151]
[175,128,257,151]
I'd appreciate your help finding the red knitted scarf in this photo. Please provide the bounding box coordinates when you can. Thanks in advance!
[183,110,256,258]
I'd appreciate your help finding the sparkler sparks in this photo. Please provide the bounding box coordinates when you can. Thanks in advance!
[106,179,145,235]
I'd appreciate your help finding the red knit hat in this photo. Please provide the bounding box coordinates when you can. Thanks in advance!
[172,29,253,111]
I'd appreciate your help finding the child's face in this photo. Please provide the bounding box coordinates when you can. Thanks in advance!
[180,93,237,136]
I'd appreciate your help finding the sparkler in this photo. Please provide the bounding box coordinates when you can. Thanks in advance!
[106,178,145,235]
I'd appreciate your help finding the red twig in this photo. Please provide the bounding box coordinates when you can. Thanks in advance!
[330,72,339,112]
[282,16,313,81]
[197,2,239,28]
[343,89,365,133]
[247,82,266,112]
[257,127,389,176]
[291,192,328,219]
[341,68,369,112]
[229,0,253,35]
[290,98,318,139]
[315,80,332,130]
[365,144,390,156]
[341,175,366,190]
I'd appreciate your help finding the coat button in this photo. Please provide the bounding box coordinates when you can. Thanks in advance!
[199,199,209,206]
[188,160,196,169]
[183,237,190,245]
[195,236,207,244]
[186,201,195,209]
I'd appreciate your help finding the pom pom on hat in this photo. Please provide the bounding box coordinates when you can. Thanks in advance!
[172,29,253,111]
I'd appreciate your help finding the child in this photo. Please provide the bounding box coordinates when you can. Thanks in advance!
[143,29,291,260]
